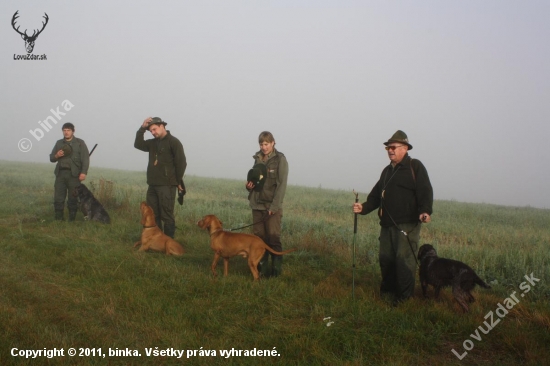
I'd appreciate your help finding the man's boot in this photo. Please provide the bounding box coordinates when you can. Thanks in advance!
[68,209,77,222]
[164,223,176,239]
[272,256,283,277]
[258,252,271,278]
[55,209,64,221]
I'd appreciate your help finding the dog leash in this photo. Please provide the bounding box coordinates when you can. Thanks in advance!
[401,224,420,268]
[227,212,271,232]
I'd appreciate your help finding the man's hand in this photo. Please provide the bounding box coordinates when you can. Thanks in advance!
[55,149,64,159]
[352,203,363,214]
[419,213,431,223]
[245,181,255,192]
[79,173,86,182]
[142,117,152,129]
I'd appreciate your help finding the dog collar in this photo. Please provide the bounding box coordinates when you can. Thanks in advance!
[142,225,157,229]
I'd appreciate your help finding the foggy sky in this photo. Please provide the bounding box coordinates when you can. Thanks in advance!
[2,1,549,208]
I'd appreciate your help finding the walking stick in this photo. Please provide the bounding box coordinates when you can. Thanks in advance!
[352,190,359,300]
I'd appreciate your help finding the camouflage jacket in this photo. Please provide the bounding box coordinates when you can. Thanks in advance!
[248,149,288,212]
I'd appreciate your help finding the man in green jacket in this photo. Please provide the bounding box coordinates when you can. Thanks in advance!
[134,117,186,239]
[353,130,433,303]
[246,131,289,277]
[50,122,90,221]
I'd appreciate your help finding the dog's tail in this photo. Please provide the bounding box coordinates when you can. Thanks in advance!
[475,275,491,289]
[265,247,298,256]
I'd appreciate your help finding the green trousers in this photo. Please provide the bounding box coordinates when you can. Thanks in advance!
[54,170,80,212]
[146,185,176,230]
[252,209,282,252]
[378,222,421,301]
[253,209,283,277]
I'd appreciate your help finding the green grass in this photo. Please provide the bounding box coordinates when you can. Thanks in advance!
[0,160,549,365]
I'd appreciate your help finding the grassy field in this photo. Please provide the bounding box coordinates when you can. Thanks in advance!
[0,160,549,366]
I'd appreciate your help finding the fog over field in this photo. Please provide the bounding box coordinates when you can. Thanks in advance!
[2,1,549,208]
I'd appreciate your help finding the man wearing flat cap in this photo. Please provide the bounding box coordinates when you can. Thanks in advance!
[134,117,186,239]
[353,130,433,304]
[50,122,90,221]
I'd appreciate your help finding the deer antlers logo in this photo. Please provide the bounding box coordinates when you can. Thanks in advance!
[12,10,49,54]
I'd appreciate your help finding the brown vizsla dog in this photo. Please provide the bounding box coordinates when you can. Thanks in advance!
[134,202,184,256]
[197,214,296,280]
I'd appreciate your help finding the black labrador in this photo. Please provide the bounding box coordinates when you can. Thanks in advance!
[417,244,491,312]
[72,184,111,224]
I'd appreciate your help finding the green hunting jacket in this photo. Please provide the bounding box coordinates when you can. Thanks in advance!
[134,128,187,186]
[248,149,288,213]
[360,154,433,227]
[50,137,89,177]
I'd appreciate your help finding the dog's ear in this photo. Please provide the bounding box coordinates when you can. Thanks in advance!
[141,205,150,226]
[417,248,424,260]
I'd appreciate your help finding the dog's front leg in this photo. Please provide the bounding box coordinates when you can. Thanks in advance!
[421,281,428,298]
[434,286,442,299]
[223,258,229,277]
[211,252,221,277]
[133,241,141,248]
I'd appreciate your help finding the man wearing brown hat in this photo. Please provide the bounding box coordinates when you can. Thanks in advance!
[50,122,90,221]
[353,130,433,304]
[134,117,186,239]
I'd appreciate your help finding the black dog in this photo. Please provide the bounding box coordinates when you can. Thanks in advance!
[72,184,111,224]
[417,244,490,312]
